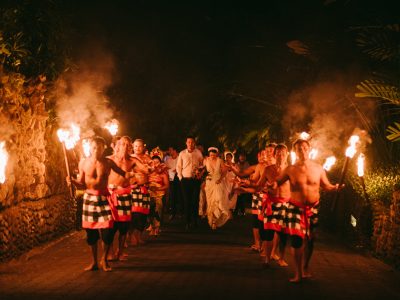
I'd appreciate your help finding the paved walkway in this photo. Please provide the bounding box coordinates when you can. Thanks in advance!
[1,215,399,300]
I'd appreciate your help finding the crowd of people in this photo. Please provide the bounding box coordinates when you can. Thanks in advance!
[67,134,341,283]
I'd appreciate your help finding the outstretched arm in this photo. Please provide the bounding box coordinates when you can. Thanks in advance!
[108,158,134,179]
[274,167,290,188]
[320,167,342,191]
[231,164,256,178]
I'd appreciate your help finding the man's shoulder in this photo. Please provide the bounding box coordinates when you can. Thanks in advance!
[178,149,187,155]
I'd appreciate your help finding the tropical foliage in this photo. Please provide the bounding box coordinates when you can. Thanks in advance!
[353,23,400,146]
[349,165,400,207]
[0,0,71,79]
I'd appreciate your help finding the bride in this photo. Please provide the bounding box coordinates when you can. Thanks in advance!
[203,147,231,230]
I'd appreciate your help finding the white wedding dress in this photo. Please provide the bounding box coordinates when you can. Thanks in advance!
[204,157,230,228]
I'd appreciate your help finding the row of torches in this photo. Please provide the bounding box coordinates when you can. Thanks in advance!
[56,119,119,197]
[0,126,367,209]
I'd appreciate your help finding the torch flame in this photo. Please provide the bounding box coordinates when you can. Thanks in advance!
[323,156,336,171]
[57,123,81,150]
[357,153,365,177]
[300,132,310,140]
[345,135,360,158]
[82,139,91,158]
[0,141,9,184]
[290,151,297,165]
[104,119,119,136]
[309,148,318,160]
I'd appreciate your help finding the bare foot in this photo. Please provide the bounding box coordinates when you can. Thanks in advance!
[271,254,280,261]
[99,261,112,272]
[289,276,302,283]
[250,244,260,252]
[84,263,98,271]
[278,259,288,267]
[259,250,266,257]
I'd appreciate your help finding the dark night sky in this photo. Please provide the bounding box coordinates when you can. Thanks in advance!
[62,0,398,150]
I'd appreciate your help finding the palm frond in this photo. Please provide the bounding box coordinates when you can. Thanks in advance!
[355,80,400,105]
[355,24,400,62]
[386,122,400,142]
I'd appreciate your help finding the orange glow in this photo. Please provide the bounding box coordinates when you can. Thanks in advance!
[57,124,81,150]
[300,131,310,140]
[104,119,119,136]
[357,153,365,177]
[345,135,360,158]
[0,141,8,184]
[82,139,91,158]
[309,148,318,160]
[323,156,336,171]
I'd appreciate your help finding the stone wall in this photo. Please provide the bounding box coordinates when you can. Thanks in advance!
[0,68,76,262]
[372,190,400,269]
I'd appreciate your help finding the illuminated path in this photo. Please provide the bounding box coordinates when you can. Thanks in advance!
[1,216,399,300]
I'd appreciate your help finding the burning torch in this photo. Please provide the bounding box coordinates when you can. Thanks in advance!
[104,119,119,136]
[331,135,360,210]
[82,139,91,158]
[57,124,80,198]
[309,148,318,160]
[323,156,336,171]
[357,153,369,202]
[300,131,310,140]
[0,141,9,184]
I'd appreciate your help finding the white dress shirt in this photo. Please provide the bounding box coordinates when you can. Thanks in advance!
[176,149,204,180]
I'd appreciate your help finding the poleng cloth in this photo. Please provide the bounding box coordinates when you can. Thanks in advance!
[131,185,150,215]
[263,196,290,231]
[108,186,132,222]
[251,192,264,216]
[82,189,114,229]
[283,200,319,238]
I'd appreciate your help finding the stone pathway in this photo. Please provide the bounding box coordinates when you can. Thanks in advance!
[1,215,399,300]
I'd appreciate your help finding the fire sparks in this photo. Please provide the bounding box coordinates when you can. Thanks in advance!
[357,153,365,177]
[323,156,336,171]
[0,141,9,184]
[82,139,91,158]
[309,148,318,160]
[290,151,297,164]
[345,135,360,158]
[300,131,310,140]
[57,124,81,149]
[104,119,119,136]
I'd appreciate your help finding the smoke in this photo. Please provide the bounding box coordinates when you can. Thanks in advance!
[282,79,374,158]
[55,47,116,138]
[0,113,14,141]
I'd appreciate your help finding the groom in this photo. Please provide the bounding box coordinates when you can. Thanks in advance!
[176,136,204,230]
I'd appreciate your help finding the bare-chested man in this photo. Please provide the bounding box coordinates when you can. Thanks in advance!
[273,139,341,282]
[107,136,137,260]
[231,150,268,252]
[129,139,152,245]
[257,144,290,267]
[68,136,134,272]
